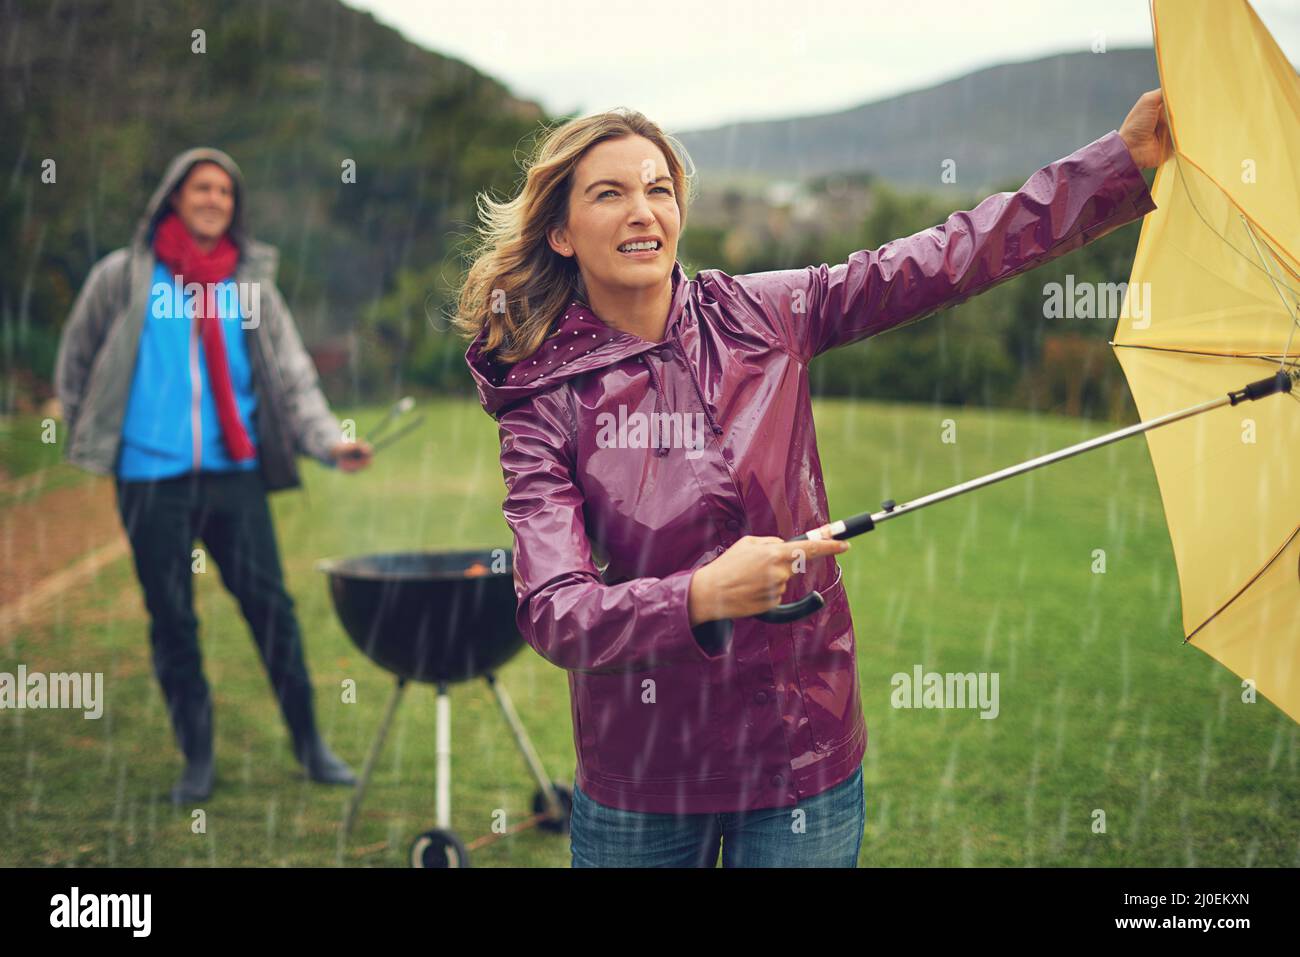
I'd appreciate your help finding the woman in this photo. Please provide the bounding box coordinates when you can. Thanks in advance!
[456,94,1168,867]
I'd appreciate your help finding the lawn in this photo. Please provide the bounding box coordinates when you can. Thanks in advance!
[0,396,1295,867]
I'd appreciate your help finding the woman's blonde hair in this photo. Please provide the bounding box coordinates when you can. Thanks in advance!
[451,108,695,365]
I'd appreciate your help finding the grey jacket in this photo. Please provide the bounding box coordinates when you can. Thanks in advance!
[54,147,341,492]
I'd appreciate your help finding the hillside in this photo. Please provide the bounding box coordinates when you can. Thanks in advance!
[1,5,1158,421]
[0,0,545,407]
[677,48,1160,190]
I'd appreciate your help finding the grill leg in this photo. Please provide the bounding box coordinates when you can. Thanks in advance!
[435,682,451,831]
[486,673,564,819]
[342,676,407,843]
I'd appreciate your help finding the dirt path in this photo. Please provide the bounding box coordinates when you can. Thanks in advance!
[0,476,129,629]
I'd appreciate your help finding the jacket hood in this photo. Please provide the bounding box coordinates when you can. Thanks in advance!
[133,147,250,252]
[466,259,692,418]
[133,146,279,279]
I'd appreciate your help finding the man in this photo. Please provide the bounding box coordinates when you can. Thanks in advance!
[55,147,372,804]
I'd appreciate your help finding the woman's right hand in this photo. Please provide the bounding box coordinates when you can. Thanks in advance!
[687,530,850,625]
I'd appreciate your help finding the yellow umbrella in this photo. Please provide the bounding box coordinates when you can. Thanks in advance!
[1115,0,1300,722]
[760,0,1299,726]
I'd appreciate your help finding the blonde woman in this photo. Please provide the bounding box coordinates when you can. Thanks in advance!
[457,98,1167,867]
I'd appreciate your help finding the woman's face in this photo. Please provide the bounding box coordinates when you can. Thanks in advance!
[550,134,681,299]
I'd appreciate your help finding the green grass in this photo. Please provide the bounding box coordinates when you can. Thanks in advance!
[1,397,1296,867]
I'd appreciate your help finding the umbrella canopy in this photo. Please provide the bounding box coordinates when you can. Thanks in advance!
[1116,0,1300,721]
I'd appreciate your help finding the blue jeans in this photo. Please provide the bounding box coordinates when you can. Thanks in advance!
[570,765,865,867]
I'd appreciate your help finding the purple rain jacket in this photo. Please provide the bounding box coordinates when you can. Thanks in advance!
[466,130,1156,814]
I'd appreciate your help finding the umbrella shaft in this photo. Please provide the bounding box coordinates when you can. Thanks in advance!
[820,391,1234,540]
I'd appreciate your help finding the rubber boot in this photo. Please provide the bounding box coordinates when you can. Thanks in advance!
[279,680,356,786]
[295,732,357,786]
[170,694,214,805]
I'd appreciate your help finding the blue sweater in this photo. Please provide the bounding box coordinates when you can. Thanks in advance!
[118,262,259,479]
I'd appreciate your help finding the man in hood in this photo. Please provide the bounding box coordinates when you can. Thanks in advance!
[55,147,370,804]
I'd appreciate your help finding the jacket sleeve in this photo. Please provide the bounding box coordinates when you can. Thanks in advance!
[717,130,1157,362]
[262,282,342,466]
[497,394,733,675]
[54,249,129,439]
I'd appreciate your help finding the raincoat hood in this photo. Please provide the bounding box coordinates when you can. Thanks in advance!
[466,260,690,418]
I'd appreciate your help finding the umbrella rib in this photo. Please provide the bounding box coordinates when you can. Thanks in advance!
[1109,342,1299,365]
[1170,149,1300,290]
[1239,214,1300,371]
[1183,522,1300,646]
[1159,151,1300,375]
[1109,346,1300,407]
[1150,0,1300,300]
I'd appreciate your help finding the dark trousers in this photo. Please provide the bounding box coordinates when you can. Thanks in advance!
[115,470,318,764]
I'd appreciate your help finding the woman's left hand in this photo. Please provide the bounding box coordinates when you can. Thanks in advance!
[1118,88,1172,170]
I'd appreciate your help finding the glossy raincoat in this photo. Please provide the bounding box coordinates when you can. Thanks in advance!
[466,129,1156,814]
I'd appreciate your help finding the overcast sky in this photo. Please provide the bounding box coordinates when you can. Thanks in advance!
[340,0,1300,130]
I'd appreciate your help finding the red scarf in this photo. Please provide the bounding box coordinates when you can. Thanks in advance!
[152,211,256,461]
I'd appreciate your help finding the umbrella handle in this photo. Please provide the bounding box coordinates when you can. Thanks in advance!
[755,590,826,623]
[752,510,883,623]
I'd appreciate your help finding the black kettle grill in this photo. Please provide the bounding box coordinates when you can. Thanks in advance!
[317,549,572,867]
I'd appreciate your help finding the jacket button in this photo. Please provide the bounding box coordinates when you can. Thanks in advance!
[658,348,674,362]
[753,690,768,705]
[724,519,740,532]
[770,774,784,788]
